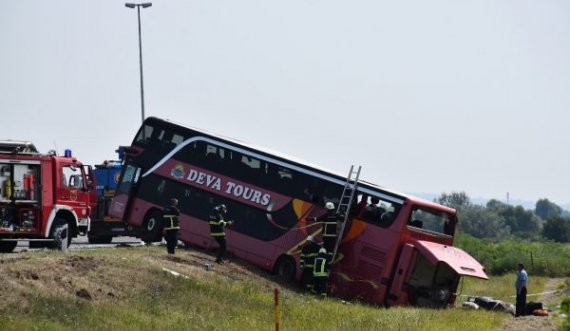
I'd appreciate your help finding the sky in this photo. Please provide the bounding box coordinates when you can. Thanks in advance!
[1,1,569,207]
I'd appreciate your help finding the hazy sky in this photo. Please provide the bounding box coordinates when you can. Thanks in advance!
[1,1,569,206]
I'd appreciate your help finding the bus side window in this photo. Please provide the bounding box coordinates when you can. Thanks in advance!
[136,124,154,144]
[351,193,366,216]
[362,195,385,223]
[171,134,185,145]
[303,178,323,204]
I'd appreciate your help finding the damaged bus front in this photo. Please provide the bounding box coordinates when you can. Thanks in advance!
[386,204,488,307]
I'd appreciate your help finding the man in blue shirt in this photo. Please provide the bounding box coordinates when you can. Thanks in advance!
[515,263,528,317]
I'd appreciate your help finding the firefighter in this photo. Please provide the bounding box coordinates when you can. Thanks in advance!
[209,204,233,264]
[317,202,342,261]
[162,198,180,255]
[312,247,329,298]
[299,235,321,292]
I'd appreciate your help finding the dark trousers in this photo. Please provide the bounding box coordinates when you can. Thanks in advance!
[164,230,178,254]
[301,268,314,291]
[214,236,227,262]
[515,287,527,316]
[313,276,328,297]
[323,237,336,260]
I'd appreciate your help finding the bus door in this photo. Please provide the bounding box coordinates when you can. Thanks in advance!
[109,164,141,219]
[387,243,417,306]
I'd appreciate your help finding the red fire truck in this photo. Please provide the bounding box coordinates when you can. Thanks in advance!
[0,141,92,252]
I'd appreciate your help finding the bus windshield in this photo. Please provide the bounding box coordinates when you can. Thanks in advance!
[409,206,454,236]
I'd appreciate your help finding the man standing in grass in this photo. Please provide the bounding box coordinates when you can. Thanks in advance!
[312,247,330,298]
[162,198,180,255]
[515,263,528,317]
[300,235,321,292]
[209,204,233,264]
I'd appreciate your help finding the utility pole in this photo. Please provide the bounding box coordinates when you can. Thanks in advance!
[125,2,152,124]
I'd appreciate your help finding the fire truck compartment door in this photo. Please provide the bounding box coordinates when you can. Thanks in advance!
[412,240,488,279]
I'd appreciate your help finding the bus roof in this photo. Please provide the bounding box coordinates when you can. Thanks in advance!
[143,117,450,209]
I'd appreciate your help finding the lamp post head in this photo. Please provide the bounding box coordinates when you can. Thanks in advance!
[125,3,151,9]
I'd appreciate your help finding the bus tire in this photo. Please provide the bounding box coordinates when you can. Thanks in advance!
[49,218,72,249]
[0,241,17,253]
[87,234,113,244]
[274,255,296,281]
[142,210,163,243]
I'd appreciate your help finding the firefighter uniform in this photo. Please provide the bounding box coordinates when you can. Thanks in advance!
[317,206,341,261]
[313,248,330,298]
[300,236,321,292]
[209,204,232,264]
[162,198,180,254]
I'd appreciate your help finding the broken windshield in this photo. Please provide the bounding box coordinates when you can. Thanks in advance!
[408,206,454,236]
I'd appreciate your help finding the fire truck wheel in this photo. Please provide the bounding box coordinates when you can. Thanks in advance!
[274,255,296,281]
[0,241,17,253]
[142,210,163,243]
[49,218,72,249]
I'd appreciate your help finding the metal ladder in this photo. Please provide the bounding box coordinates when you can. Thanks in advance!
[331,165,361,263]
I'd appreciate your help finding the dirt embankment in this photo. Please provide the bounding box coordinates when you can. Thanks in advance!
[0,246,285,313]
[1,246,568,331]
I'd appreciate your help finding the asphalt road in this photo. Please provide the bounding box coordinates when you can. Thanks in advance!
[14,235,145,252]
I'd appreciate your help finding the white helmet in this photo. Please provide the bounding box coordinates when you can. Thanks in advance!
[325,202,335,210]
[306,235,314,242]
[319,247,327,254]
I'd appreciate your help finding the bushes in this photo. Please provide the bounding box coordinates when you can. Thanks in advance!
[562,297,570,330]
[455,234,570,277]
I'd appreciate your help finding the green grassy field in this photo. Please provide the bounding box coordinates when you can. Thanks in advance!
[0,247,551,331]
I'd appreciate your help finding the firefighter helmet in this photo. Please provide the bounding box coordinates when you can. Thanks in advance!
[325,202,335,210]
[306,235,314,242]
[319,247,327,255]
[216,204,227,213]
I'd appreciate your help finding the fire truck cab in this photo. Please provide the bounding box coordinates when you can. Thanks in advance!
[0,141,92,252]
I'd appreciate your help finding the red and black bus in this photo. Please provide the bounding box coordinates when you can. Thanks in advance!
[110,117,487,307]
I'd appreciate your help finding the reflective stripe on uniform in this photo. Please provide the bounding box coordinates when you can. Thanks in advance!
[313,257,328,277]
[163,214,179,230]
[209,219,226,237]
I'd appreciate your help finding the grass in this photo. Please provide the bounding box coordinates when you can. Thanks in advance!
[459,274,548,303]
[0,247,551,331]
[456,234,570,277]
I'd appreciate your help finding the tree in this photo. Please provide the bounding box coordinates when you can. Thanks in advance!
[543,217,570,242]
[487,200,542,237]
[436,192,471,210]
[535,199,562,220]
[457,205,510,239]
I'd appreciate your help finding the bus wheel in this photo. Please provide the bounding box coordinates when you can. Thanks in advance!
[0,241,17,253]
[274,256,296,281]
[142,210,163,243]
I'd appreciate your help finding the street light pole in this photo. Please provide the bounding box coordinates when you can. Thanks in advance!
[125,2,152,124]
